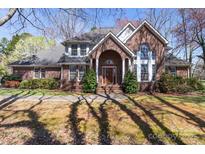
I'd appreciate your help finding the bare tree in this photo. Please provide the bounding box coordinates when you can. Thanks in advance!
[0,8,123,39]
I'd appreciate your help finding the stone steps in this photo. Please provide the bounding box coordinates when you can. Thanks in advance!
[96,85,123,94]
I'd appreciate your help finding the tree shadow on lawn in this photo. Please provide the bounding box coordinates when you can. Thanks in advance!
[124,94,186,145]
[0,90,35,110]
[82,96,111,145]
[68,97,86,145]
[0,94,64,145]
[153,95,205,132]
[96,92,165,145]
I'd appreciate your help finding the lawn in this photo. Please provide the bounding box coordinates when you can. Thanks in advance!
[0,92,204,145]
[0,88,74,96]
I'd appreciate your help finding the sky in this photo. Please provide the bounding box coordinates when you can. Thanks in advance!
[0,9,148,39]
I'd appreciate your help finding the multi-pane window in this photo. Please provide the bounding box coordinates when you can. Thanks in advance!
[141,64,148,81]
[70,65,77,81]
[152,64,156,81]
[79,65,86,80]
[152,52,156,60]
[140,44,149,60]
[71,44,78,56]
[80,44,87,56]
[34,68,45,79]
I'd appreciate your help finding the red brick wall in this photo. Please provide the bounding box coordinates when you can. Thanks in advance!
[13,67,33,80]
[45,67,61,79]
[125,26,166,80]
[176,67,188,78]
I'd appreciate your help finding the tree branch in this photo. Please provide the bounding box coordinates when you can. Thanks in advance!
[0,8,17,26]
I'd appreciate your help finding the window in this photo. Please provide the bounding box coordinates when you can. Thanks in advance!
[140,44,149,60]
[34,68,40,78]
[152,64,156,81]
[170,66,176,76]
[34,68,45,79]
[79,65,86,80]
[70,65,77,81]
[152,52,156,60]
[80,44,87,56]
[71,44,78,56]
[141,64,148,81]
[41,68,45,78]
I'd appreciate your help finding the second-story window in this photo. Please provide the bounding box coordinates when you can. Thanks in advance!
[71,44,78,56]
[140,44,149,60]
[80,44,87,56]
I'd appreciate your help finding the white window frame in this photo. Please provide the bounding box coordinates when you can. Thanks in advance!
[134,44,156,82]
[34,68,45,79]
[71,44,78,56]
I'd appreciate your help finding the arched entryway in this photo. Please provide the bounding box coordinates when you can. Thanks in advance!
[98,50,122,86]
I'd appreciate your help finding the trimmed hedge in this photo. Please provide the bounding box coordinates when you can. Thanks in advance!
[19,78,59,90]
[123,70,139,93]
[156,73,204,94]
[82,69,97,93]
[1,74,22,85]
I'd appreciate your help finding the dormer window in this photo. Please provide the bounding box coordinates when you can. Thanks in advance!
[80,44,87,56]
[71,44,78,56]
[140,44,149,60]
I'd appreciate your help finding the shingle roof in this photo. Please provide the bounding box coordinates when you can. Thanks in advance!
[165,54,190,67]
[9,44,65,66]
[62,27,121,48]
[58,54,89,64]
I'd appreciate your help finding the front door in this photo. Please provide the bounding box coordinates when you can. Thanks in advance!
[102,66,117,85]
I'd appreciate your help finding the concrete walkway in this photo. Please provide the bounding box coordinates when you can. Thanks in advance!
[0,93,128,103]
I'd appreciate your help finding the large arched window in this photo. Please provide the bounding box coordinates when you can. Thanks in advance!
[140,44,149,60]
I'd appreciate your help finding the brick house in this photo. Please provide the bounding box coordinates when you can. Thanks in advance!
[9,20,190,92]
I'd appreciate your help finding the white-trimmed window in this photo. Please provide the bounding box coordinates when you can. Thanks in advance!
[70,65,77,81]
[71,44,78,56]
[80,44,87,56]
[141,64,148,81]
[79,65,86,80]
[140,44,149,60]
[34,68,45,79]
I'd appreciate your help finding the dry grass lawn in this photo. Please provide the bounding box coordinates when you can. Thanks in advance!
[0,92,204,145]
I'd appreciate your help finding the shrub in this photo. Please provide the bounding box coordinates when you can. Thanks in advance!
[175,84,193,94]
[82,69,97,93]
[157,73,204,93]
[19,78,59,89]
[1,74,22,85]
[185,78,204,91]
[123,70,139,93]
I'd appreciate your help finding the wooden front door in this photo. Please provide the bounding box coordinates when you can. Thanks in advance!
[102,66,117,85]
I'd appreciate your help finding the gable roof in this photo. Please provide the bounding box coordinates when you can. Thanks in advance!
[88,32,135,57]
[165,54,190,67]
[116,22,136,37]
[123,20,169,44]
